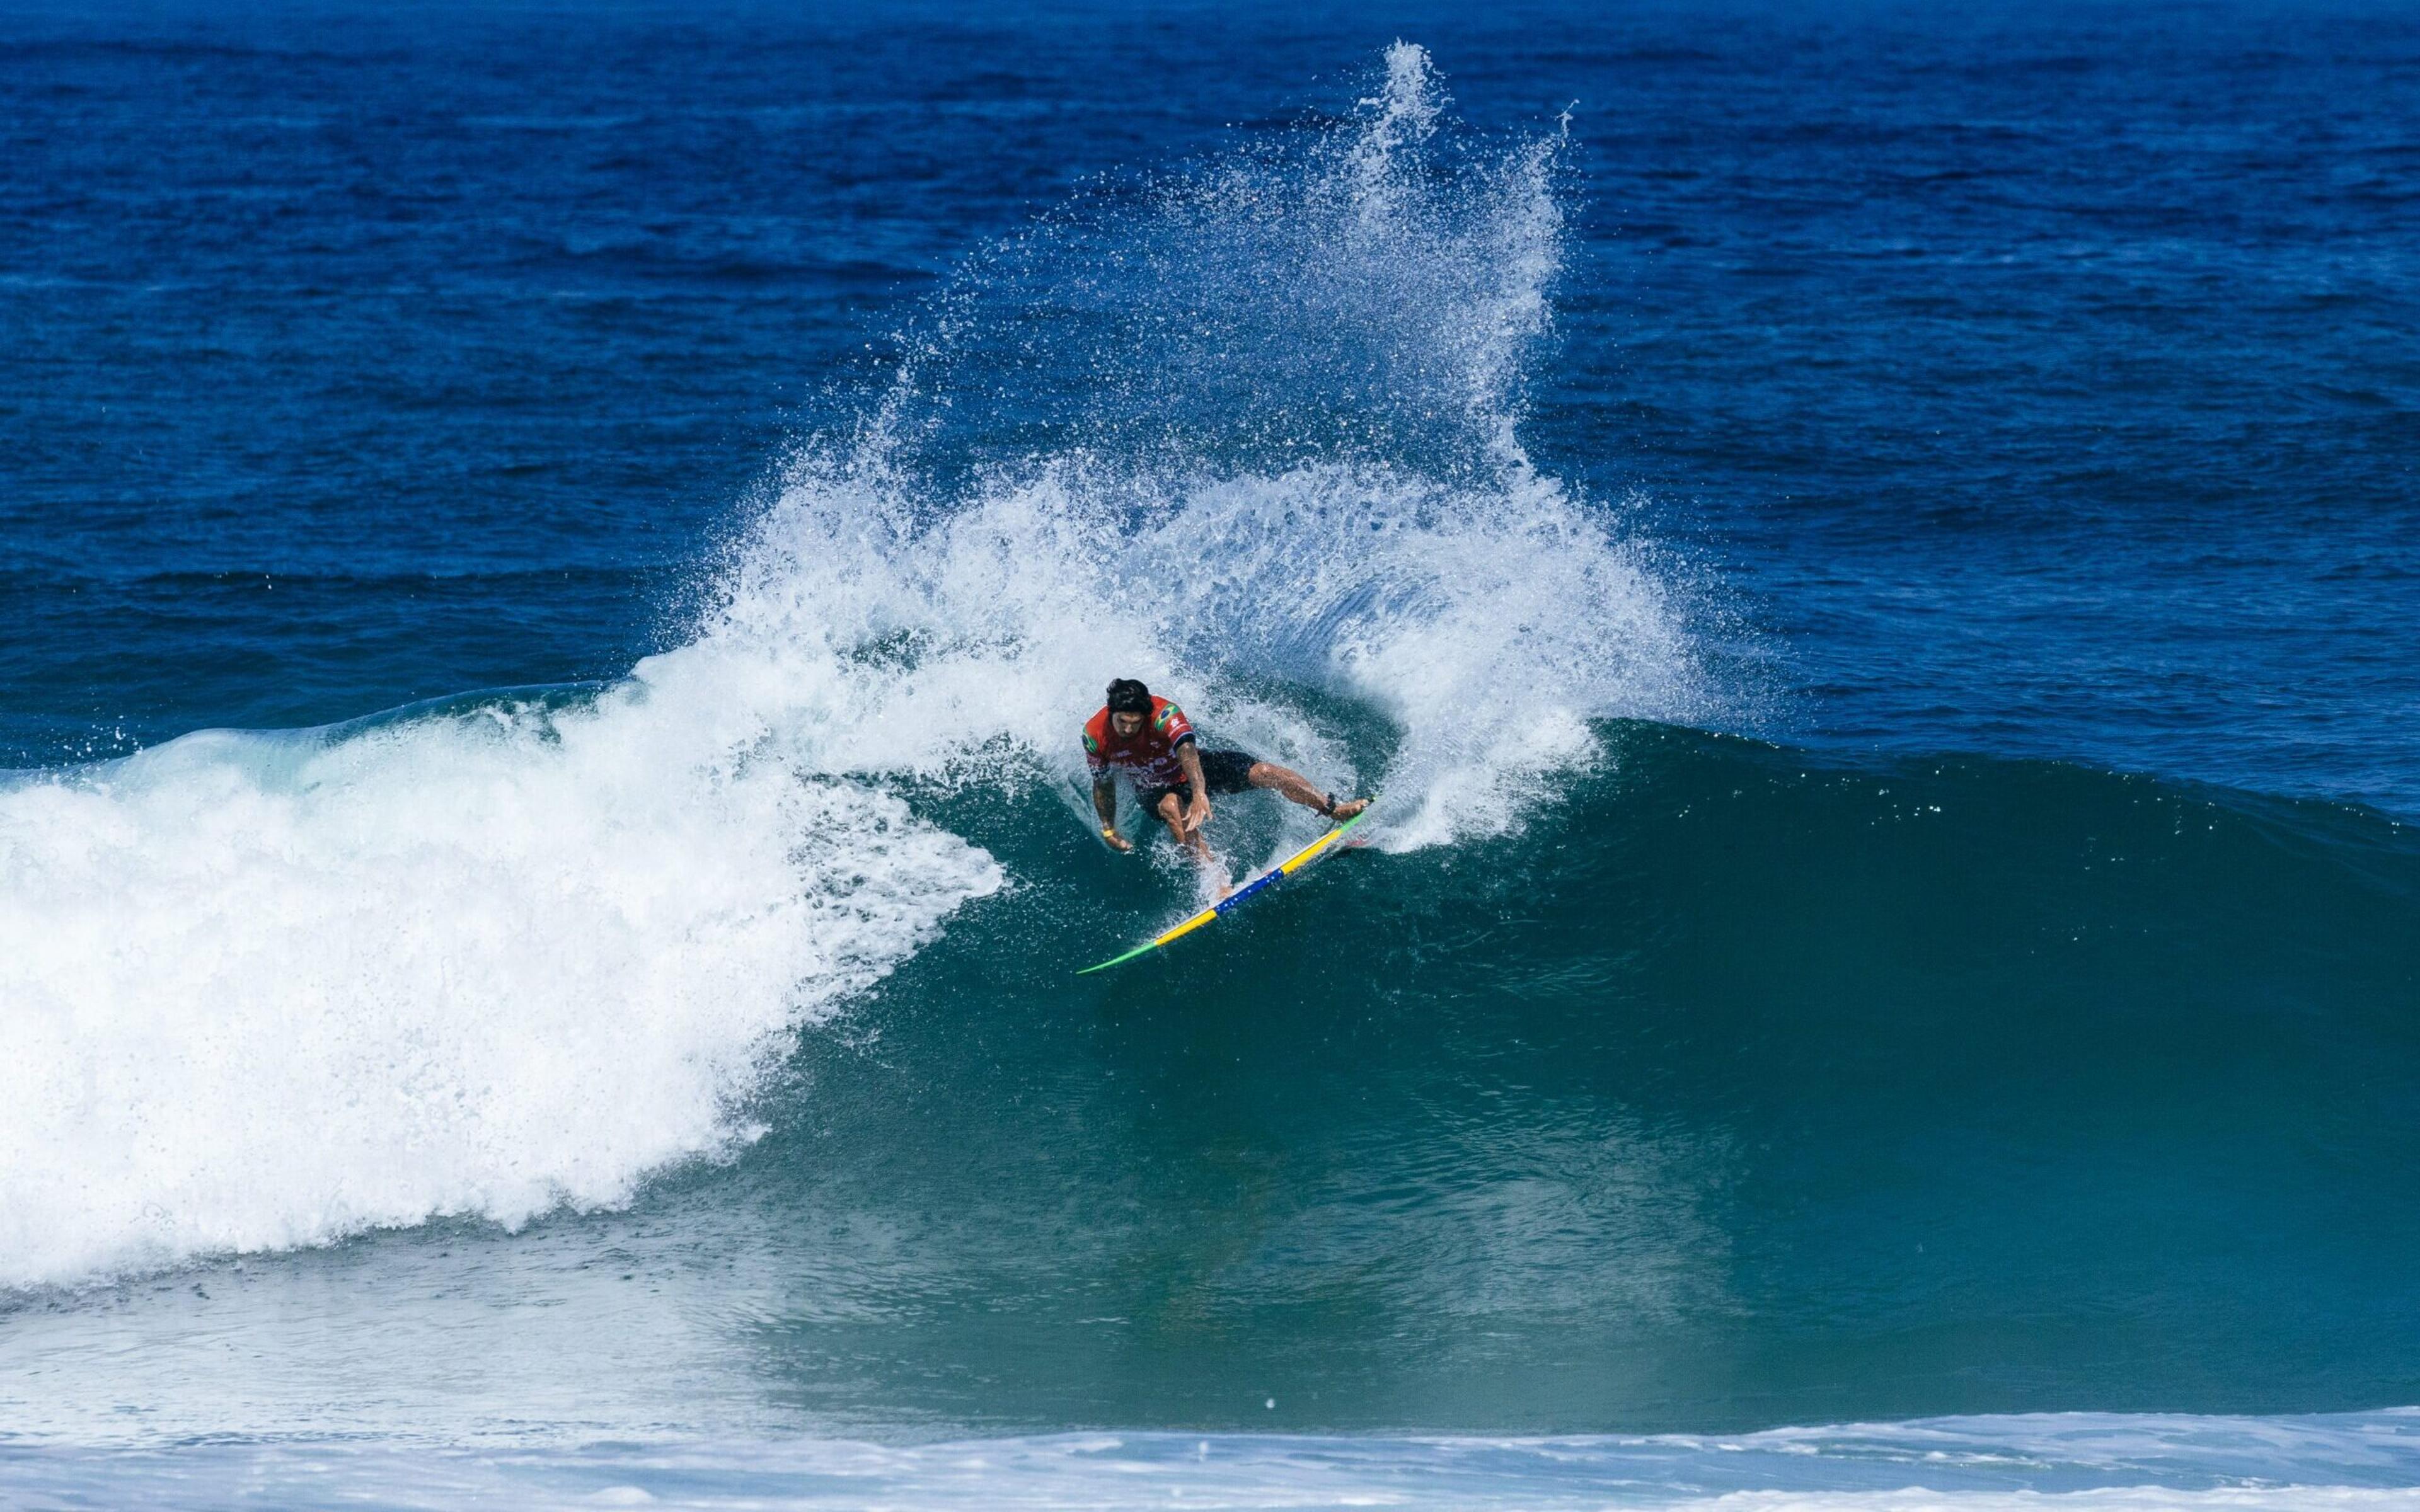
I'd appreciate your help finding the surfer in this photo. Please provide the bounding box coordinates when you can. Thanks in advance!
[1085,678,1368,886]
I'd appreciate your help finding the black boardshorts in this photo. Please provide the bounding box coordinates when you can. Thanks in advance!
[1138,747,1258,816]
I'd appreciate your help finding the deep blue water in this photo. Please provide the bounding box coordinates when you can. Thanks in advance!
[3,1,2418,1506]
[9,0,2416,803]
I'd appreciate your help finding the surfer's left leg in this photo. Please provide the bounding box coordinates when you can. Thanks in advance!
[1242,760,1368,823]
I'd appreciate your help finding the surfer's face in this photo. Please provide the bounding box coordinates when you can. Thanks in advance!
[1110,711,1145,738]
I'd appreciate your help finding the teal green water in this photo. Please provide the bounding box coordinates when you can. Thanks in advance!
[710,724,2420,1429]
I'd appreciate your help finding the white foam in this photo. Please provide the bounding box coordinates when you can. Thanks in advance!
[0,677,1001,1290]
[6,1421,2420,1511]
[708,451,1706,853]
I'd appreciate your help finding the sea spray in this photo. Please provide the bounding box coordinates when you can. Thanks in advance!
[709,458,1702,849]
[716,40,1715,847]
[868,43,1571,487]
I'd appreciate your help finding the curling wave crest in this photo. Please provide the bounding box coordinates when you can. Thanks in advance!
[0,685,1003,1289]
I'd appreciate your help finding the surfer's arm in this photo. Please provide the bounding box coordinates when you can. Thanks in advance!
[1175,740,1211,833]
[1092,777,1132,852]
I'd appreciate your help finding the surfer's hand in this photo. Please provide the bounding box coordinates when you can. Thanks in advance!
[1185,796,1211,833]
[1102,827,1132,853]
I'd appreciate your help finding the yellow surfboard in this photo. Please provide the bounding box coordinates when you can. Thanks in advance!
[1078,805,1374,975]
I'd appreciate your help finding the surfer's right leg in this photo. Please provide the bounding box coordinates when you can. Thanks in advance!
[1242,760,1368,822]
[1155,790,1232,898]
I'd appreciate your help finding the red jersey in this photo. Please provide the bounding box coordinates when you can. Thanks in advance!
[1083,696,1197,789]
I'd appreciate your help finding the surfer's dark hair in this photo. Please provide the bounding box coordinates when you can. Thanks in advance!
[1105,679,1152,714]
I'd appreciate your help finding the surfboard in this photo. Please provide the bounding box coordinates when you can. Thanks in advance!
[1077,805,1374,975]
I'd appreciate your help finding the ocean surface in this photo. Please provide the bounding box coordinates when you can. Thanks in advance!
[3,0,2417,1506]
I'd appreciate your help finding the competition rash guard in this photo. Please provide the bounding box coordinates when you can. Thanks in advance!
[1083,696,1196,790]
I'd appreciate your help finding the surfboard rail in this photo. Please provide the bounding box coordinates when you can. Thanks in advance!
[1077,806,1373,975]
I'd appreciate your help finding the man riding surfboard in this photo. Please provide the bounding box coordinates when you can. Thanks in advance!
[1085,677,1368,893]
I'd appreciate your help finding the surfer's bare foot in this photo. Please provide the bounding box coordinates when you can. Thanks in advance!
[1328,797,1369,822]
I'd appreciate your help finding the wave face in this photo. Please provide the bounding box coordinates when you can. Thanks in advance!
[661,731,2417,1433]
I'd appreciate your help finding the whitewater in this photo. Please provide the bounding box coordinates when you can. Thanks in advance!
[8,1414,2420,1509]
